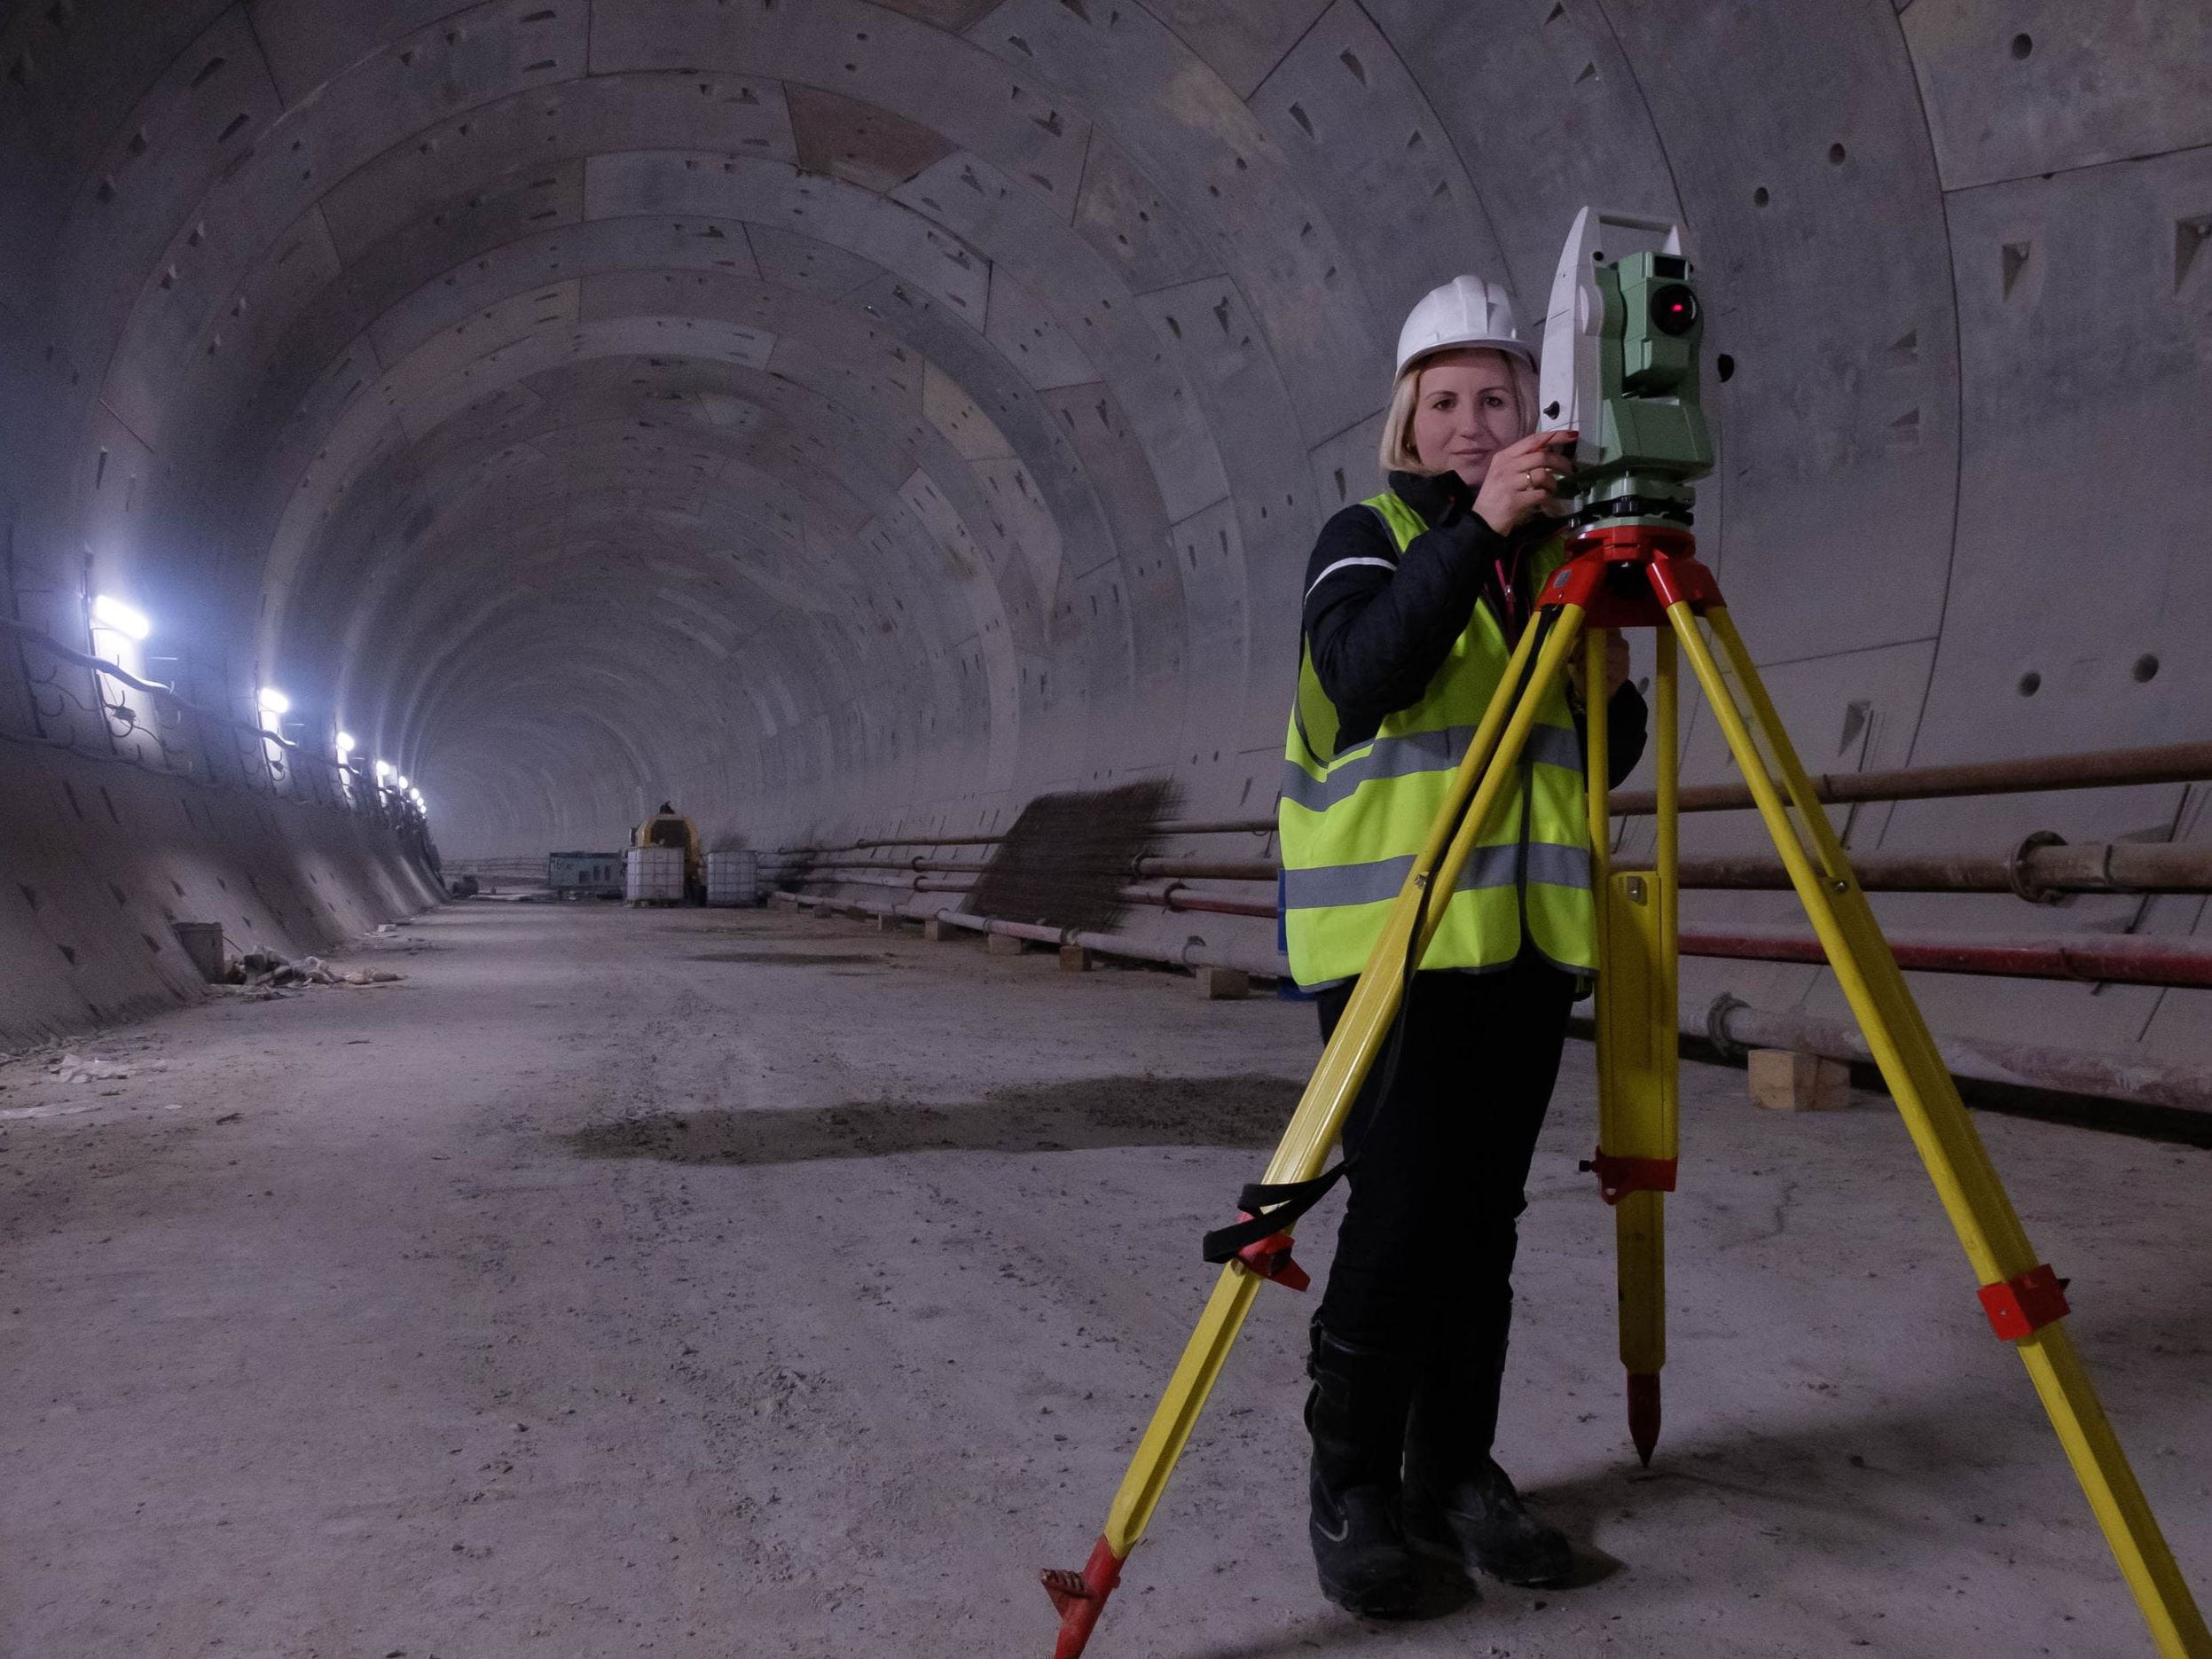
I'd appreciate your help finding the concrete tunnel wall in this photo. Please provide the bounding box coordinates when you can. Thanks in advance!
[1,1,2208,1058]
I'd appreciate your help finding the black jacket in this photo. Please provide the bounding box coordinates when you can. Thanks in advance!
[1300,469,1648,784]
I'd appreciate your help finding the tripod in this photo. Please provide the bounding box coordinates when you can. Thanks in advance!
[1042,519,2211,1659]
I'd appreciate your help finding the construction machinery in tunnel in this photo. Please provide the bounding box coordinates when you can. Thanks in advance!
[632,800,704,904]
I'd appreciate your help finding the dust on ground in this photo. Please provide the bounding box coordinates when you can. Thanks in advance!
[2,901,2205,1658]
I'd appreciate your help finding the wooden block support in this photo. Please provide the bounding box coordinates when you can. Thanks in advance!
[986,931,1027,957]
[1059,944,1094,973]
[922,917,955,943]
[1747,1048,1850,1113]
[1197,965,1251,1001]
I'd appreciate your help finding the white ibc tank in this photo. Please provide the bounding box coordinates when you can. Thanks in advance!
[706,850,759,907]
[625,845,686,904]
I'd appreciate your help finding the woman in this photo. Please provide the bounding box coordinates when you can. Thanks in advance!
[1278,275,1647,1617]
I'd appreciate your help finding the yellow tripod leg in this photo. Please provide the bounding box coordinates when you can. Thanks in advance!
[1594,862,1676,1462]
[1043,606,1588,1657]
[1668,600,2211,1659]
[1588,630,1682,1464]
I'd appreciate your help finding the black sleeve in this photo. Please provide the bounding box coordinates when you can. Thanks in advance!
[1604,681,1649,789]
[1565,676,1649,789]
[1300,501,1509,723]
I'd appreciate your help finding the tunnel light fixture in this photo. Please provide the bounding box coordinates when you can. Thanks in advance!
[257,686,291,716]
[91,594,151,641]
[335,731,357,757]
[374,759,393,780]
[396,773,411,790]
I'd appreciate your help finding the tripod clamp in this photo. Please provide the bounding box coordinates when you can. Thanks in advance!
[1579,1147,1679,1206]
[1539,520,1722,625]
[1197,1167,1350,1293]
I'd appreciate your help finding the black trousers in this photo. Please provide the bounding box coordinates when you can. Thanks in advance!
[1313,953,1577,1356]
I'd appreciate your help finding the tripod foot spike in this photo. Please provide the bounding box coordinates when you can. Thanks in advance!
[1628,1372,1661,1467]
[1042,1535,1124,1658]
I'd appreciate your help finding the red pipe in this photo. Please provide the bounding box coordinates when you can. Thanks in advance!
[1150,890,1276,919]
[1115,880,1276,918]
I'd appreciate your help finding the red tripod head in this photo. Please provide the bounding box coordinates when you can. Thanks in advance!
[1540,520,1719,629]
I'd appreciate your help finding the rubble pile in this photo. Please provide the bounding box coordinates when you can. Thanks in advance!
[224,951,404,993]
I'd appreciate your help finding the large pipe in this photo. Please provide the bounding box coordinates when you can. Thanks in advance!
[783,739,2212,857]
[1679,840,2212,897]
[802,855,1278,881]
[801,838,2212,900]
[1680,927,2212,990]
[936,910,1066,947]
[796,818,1283,855]
[1706,997,2212,1117]
[777,890,2212,1118]
[1128,885,1278,919]
[803,897,1290,979]
[799,866,2212,992]
[798,870,969,893]
[794,870,1276,919]
[1614,739,2212,818]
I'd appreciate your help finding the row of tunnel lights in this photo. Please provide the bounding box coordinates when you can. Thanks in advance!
[90,595,427,816]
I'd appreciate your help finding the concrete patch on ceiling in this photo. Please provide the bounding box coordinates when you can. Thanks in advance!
[921,362,1015,460]
[785,82,959,193]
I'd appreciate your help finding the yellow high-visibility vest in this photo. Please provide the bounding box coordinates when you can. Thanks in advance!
[1278,489,1596,986]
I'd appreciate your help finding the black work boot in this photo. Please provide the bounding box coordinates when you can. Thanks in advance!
[1305,1319,1422,1618]
[1401,1334,1574,1588]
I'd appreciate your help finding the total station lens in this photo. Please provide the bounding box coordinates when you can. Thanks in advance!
[1650,283,1699,337]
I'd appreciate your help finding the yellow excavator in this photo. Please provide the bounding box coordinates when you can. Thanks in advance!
[634,802,703,903]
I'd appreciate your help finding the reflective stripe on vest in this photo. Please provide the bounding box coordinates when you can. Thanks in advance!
[1277,489,1596,986]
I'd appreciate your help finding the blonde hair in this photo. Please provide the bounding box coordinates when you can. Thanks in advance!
[1377,348,1540,479]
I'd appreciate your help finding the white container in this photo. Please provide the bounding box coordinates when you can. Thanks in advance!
[706,850,760,908]
[625,845,686,904]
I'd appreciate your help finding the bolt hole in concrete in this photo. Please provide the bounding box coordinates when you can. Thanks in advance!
[1828,142,1847,165]
[2019,670,2042,696]
[2134,653,2161,682]
[1715,353,1736,382]
[2012,31,2034,58]
[1753,185,1769,207]
[563,1074,1299,1165]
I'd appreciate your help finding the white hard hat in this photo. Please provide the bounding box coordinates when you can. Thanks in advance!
[1393,275,1534,378]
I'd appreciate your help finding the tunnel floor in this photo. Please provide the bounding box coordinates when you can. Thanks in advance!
[2,902,2206,1657]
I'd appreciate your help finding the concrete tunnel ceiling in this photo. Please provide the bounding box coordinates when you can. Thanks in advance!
[4,0,2210,865]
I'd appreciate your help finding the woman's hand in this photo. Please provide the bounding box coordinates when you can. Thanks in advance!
[1566,632,1632,705]
[1473,429,1576,537]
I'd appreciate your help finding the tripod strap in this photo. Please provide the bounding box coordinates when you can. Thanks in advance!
[1199,1166,1348,1264]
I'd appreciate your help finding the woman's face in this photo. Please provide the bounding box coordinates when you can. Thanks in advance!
[1409,349,1525,489]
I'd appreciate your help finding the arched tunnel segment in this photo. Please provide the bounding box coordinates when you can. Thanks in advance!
[3,1,2207,1059]
[4,7,2212,1656]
